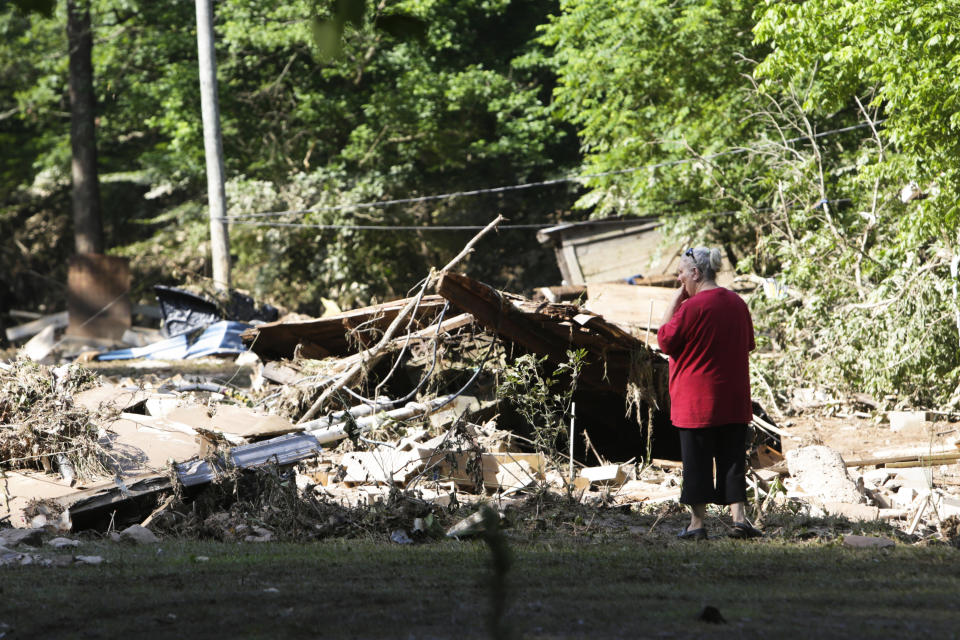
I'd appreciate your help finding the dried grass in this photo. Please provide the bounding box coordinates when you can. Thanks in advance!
[0,359,110,480]
[154,463,450,542]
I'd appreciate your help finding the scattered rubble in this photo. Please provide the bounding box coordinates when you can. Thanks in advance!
[3,224,960,547]
[119,524,159,545]
[786,445,864,504]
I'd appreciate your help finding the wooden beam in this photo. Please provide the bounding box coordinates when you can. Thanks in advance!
[436,271,651,392]
[5,311,69,342]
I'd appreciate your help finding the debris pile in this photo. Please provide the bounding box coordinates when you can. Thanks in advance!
[2,222,960,548]
[0,360,109,483]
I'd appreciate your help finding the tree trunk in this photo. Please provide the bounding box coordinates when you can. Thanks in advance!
[67,0,104,255]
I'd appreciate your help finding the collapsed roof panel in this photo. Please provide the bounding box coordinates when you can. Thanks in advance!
[241,295,447,361]
[435,271,665,396]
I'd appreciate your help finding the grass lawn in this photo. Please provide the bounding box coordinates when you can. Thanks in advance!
[2,533,959,639]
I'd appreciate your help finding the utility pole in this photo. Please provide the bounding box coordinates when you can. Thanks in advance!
[195,0,231,291]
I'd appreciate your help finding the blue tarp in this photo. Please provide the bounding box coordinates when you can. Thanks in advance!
[96,321,252,361]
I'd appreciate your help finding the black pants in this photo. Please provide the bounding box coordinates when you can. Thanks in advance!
[677,423,748,506]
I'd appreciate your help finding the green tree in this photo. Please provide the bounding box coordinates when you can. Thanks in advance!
[538,1,767,222]
[1,0,580,313]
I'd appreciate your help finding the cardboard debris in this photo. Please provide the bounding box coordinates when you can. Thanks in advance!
[162,404,298,440]
[73,384,159,414]
[341,448,423,485]
[416,449,546,490]
[101,416,201,474]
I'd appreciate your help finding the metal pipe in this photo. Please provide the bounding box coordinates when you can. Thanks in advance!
[308,396,454,445]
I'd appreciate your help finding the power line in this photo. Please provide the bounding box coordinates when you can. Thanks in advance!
[224,220,624,231]
[225,120,884,222]
[225,197,853,232]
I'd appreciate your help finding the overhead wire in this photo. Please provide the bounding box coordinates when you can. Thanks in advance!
[223,119,885,226]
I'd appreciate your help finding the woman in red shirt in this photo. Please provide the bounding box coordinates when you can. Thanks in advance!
[657,247,761,540]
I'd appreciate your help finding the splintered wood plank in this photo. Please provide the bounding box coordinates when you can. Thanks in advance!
[241,295,446,361]
[436,271,652,392]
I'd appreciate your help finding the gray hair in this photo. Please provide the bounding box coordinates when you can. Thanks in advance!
[684,246,723,281]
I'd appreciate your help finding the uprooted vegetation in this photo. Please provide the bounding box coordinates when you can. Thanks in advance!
[0,359,110,481]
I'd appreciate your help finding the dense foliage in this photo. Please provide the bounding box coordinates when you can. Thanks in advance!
[2,0,960,407]
[0,0,580,314]
[539,0,960,409]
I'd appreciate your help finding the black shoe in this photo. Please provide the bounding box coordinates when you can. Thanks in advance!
[677,526,707,541]
[729,522,763,539]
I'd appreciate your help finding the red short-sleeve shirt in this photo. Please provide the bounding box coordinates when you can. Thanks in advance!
[656,288,755,428]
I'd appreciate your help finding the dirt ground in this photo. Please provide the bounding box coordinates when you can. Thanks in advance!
[780,412,960,487]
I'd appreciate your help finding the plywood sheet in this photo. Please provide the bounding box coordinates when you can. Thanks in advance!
[67,254,131,341]
[584,283,678,337]
[164,405,298,439]
[73,384,159,414]
[101,416,200,474]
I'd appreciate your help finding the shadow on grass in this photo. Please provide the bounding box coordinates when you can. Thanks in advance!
[1,533,957,639]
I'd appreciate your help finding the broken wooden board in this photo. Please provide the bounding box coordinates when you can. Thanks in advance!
[57,474,175,531]
[535,218,670,284]
[162,405,299,440]
[416,448,546,490]
[584,282,679,337]
[20,325,57,363]
[241,295,447,361]
[5,311,69,342]
[436,271,663,394]
[844,449,960,468]
[261,361,304,385]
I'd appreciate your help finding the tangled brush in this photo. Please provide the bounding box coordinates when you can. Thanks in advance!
[0,359,109,481]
